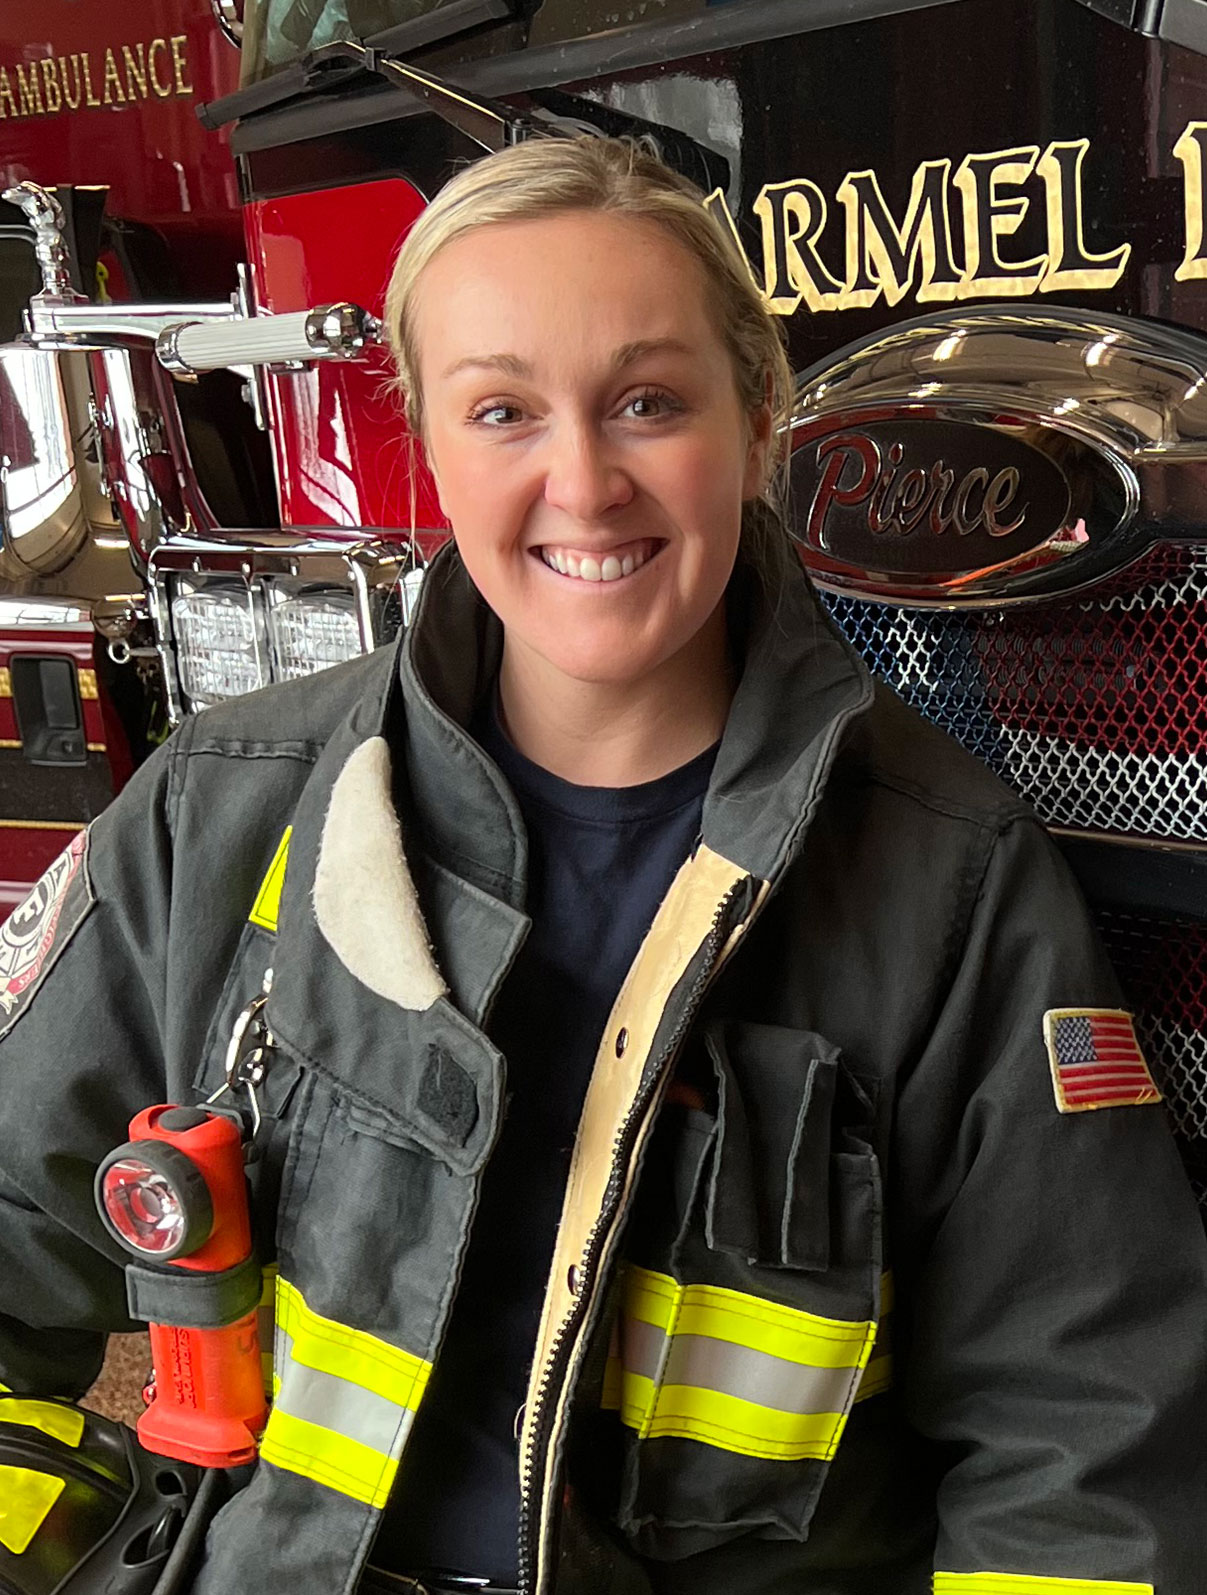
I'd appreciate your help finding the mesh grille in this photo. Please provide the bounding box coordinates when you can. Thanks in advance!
[820,544,1207,842]
[1095,911,1207,1208]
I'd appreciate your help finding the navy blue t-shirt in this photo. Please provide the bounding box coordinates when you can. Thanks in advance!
[374,703,716,1581]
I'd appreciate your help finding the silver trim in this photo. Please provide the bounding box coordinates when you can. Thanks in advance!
[148,533,418,721]
[157,302,381,378]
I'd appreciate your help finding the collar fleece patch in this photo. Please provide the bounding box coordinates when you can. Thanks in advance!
[1044,1007,1161,1114]
[0,830,92,1039]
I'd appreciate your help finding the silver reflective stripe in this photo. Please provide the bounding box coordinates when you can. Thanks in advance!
[664,1334,860,1415]
[260,1277,433,1508]
[274,1331,414,1456]
[622,1318,861,1415]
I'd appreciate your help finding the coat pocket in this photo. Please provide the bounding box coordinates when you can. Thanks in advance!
[613,1022,884,1558]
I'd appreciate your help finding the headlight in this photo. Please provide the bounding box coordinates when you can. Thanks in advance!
[171,586,265,708]
[265,589,361,682]
[156,541,423,720]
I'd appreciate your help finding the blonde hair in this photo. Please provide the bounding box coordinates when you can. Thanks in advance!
[383,135,796,580]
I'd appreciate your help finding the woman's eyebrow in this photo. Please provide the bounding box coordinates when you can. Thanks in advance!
[441,339,693,381]
[612,338,693,368]
[442,352,533,380]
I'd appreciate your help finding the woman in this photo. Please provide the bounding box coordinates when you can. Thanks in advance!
[0,137,1203,1595]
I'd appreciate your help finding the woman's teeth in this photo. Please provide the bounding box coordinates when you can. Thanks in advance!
[539,544,651,582]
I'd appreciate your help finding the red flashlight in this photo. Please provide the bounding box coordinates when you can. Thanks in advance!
[95,1105,268,1469]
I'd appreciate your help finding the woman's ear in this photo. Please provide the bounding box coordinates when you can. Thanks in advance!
[742,394,775,500]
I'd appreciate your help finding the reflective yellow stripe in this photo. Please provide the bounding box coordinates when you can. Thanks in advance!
[614,1266,876,1462]
[0,1400,84,1447]
[260,1277,431,1508]
[622,1374,854,1460]
[627,1268,872,1367]
[0,1467,64,1554]
[606,1274,893,1412]
[934,1576,1154,1594]
[249,828,291,932]
[274,1278,430,1410]
[261,1407,399,1509]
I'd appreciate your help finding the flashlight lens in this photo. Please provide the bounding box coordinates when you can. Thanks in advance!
[100,1159,188,1254]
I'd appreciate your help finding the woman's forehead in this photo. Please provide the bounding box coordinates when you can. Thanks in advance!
[412,211,722,377]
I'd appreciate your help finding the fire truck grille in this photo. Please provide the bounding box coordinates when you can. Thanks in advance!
[819,544,1207,842]
[1095,910,1207,1209]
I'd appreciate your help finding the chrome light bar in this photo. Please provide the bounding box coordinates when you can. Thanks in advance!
[148,533,424,722]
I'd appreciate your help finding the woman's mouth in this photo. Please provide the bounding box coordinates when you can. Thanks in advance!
[533,538,664,584]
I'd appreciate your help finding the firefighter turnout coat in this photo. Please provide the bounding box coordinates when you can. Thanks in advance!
[0,546,1204,1595]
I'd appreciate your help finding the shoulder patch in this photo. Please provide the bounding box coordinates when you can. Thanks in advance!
[1044,1007,1162,1114]
[0,831,93,1040]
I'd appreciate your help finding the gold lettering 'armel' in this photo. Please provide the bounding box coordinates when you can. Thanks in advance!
[0,36,192,119]
[704,135,1133,317]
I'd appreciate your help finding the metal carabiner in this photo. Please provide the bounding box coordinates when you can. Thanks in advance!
[207,970,274,1140]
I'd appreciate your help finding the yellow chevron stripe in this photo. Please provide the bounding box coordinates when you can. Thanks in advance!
[249,828,291,933]
[0,1468,64,1554]
[0,1400,84,1447]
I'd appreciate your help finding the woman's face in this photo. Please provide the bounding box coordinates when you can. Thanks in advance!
[411,210,770,691]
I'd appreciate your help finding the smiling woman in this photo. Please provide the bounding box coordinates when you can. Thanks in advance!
[0,134,1203,1595]
[384,138,792,785]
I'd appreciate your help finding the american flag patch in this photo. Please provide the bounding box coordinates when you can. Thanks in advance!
[1043,1008,1162,1114]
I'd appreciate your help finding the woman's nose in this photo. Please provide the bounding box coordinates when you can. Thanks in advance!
[541,422,633,522]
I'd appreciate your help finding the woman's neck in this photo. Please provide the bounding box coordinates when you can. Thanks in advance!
[497,604,732,787]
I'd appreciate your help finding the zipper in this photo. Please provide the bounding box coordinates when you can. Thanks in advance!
[515,877,751,1595]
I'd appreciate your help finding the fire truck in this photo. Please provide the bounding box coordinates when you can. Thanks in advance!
[1,0,1205,1215]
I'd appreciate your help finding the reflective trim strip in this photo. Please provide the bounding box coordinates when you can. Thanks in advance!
[612,1266,876,1462]
[249,828,291,933]
[260,1277,431,1509]
[629,1267,873,1366]
[275,1332,408,1455]
[0,1400,84,1447]
[934,1577,1153,1594]
[0,1467,64,1554]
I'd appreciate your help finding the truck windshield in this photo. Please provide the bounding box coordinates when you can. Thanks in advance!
[241,0,449,84]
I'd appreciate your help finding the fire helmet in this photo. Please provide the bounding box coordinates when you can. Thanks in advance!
[0,1394,202,1595]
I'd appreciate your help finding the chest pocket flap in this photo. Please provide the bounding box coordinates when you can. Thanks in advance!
[613,1020,883,1556]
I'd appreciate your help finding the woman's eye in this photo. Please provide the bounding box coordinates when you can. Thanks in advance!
[470,402,524,427]
[621,390,680,420]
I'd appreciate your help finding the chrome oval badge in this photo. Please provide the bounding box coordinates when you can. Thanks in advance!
[793,416,1070,577]
[789,404,1139,605]
[776,307,1207,607]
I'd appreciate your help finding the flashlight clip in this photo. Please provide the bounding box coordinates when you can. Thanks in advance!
[208,971,274,1142]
